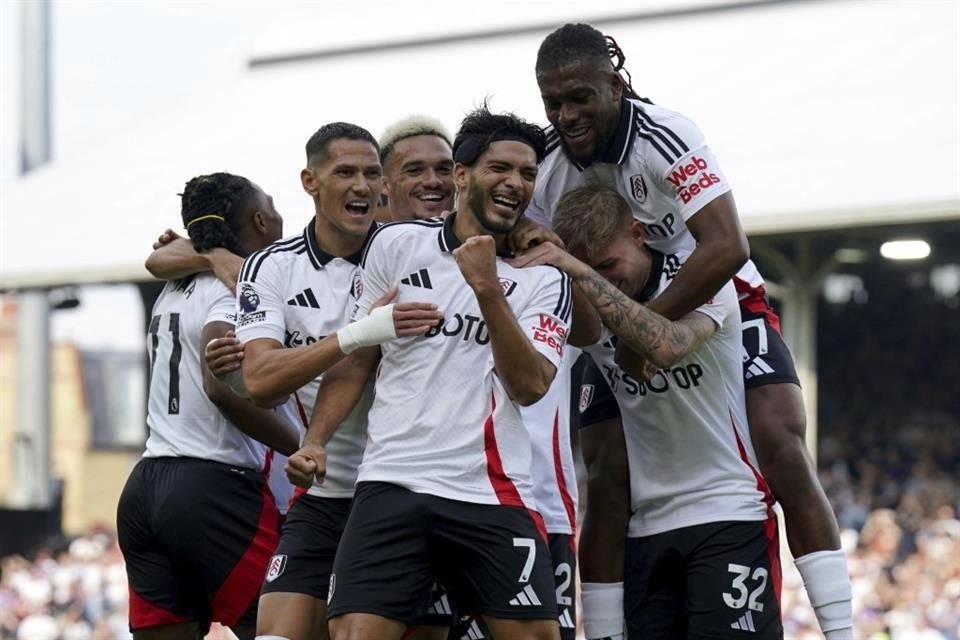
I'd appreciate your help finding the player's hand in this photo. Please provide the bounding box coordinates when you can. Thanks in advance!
[205,331,243,377]
[285,444,327,488]
[372,286,444,336]
[507,217,565,254]
[152,228,182,250]
[508,241,587,276]
[616,342,657,381]
[453,235,500,294]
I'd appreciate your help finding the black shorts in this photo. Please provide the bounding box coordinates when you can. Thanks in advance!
[448,533,576,640]
[260,492,352,599]
[549,534,577,640]
[117,457,280,631]
[328,482,557,624]
[740,304,800,388]
[624,518,783,640]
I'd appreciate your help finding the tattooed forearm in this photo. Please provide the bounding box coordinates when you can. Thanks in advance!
[574,270,694,367]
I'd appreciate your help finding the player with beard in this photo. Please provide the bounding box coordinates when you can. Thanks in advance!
[376,115,455,222]
[286,106,568,640]
[526,23,852,640]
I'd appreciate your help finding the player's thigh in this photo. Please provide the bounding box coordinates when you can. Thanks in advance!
[189,462,281,630]
[685,520,783,640]
[260,494,351,602]
[328,612,406,640]
[431,500,557,624]
[257,592,328,640]
[623,534,686,640]
[327,482,435,624]
[548,534,577,640]
[483,617,559,640]
[118,459,205,631]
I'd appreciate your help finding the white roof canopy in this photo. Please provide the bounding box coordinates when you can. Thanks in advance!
[2,0,958,288]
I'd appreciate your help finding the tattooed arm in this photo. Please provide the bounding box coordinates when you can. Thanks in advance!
[510,242,716,369]
[573,269,716,368]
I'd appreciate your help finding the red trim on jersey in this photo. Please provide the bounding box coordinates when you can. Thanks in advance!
[210,458,281,625]
[763,510,783,606]
[483,392,549,542]
[734,278,782,334]
[128,588,187,629]
[729,409,782,604]
[552,409,577,536]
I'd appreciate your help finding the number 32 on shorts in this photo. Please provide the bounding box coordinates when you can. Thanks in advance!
[722,563,768,612]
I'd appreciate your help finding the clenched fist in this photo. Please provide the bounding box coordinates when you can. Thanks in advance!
[285,444,328,488]
[453,235,499,294]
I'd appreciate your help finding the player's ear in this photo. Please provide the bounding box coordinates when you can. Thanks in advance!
[300,167,318,196]
[251,210,267,234]
[454,163,469,191]
[629,220,645,244]
[610,71,624,103]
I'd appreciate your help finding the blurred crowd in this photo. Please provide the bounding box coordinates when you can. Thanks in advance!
[3,287,958,640]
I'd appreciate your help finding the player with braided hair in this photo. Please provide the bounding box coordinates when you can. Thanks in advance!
[526,22,852,640]
[119,172,297,640]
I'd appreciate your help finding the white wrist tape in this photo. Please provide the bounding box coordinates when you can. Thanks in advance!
[582,582,625,639]
[336,304,397,354]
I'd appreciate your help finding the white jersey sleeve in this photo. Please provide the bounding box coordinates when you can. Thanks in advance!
[354,232,392,321]
[204,279,237,328]
[643,113,731,224]
[234,253,287,344]
[516,268,573,370]
[689,288,733,330]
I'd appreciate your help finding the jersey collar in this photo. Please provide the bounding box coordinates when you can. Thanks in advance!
[566,97,638,170]
[304,217,378,269]
[636,250,665,303]
[437,212,512,258]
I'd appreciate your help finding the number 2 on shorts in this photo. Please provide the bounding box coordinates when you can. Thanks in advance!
[723,563,769,612]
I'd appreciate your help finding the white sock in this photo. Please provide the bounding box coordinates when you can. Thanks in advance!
[581,581,625,640]
[794,549,854,640]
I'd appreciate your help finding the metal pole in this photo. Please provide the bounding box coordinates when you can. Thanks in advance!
[9,291,52,508]
[11,0,54,509]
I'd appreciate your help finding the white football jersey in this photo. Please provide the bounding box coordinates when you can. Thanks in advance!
[235,220,375,499]
[144,274,282,470]
[521,346,580,535]
[354,215,573,509]
[582,251,772,537]
[528,97,765,298]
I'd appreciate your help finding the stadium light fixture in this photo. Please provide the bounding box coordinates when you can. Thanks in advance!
[880,239,930,261]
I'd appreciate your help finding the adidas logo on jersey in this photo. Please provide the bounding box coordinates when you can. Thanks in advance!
[730,610,756,632]
[401,268,433,289]
[287,288,321,308]
[508,584,541,607]
[744,356,774,380]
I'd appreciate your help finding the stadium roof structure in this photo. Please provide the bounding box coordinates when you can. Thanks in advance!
[1,0,958,289]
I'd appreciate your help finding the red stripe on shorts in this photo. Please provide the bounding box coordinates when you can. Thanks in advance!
[128,587,187,630]
[209,462,281,625]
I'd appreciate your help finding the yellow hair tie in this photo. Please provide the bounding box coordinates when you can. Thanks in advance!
[186,214,225,229]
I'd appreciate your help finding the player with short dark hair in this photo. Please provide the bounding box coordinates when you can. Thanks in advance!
[377,115,455,222]
[512,185,784,640]
[118,172,298,640]
[286,106,567,640]
[216,122,442,640]
[528,23,852,640]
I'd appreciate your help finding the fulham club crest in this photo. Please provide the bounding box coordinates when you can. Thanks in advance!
[579,384,595,413]
[630,174,648,204]
[265,554,287,583]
